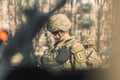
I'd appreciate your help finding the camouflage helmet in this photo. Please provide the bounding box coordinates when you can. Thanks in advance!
[47,14,71,32]
[81,35,95,45]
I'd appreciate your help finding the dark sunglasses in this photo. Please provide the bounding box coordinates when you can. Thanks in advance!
[51,31,59,35]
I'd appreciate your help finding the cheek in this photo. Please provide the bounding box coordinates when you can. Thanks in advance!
[52,34,56,38]
[54,34,59,38]
[56,34,60,38]
[53,35,61,41]
[52,35,58,39]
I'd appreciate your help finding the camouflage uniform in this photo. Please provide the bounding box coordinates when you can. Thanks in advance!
[42,14,87,72]
[42,37,87,71]
[81,35,102,69]
[60,37,87,70]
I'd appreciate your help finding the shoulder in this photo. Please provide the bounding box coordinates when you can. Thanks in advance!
[65,37,81,47]
[89,48,98,54]
[65,37,84,53]
[71,41,84,54]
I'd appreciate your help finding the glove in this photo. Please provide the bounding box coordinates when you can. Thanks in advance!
[42,54,51,64]
[55,46,70,64]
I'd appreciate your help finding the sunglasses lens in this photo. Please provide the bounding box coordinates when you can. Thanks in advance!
[52,31,59,35]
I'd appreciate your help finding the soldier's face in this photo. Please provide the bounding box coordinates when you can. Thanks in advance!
[52,34,60,41]
[51,31,61,41]
[51,30,65,42]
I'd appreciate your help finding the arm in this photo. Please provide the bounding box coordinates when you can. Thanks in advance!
[42,46,70,65]
[71,43,87,69]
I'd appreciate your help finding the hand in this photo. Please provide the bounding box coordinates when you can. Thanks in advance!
[55,46,70,64]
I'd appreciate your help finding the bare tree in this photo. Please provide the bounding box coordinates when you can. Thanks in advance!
[96,0,106,53]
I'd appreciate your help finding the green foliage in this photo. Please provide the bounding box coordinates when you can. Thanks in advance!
[82,19,93,27]
[81,3,92,12]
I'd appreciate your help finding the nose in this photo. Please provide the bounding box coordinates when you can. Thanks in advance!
[52,34,59,41]
[53,35,57,39]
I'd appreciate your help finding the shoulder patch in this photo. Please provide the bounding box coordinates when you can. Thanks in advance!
[76,52,84,61]
[71,43,84,54]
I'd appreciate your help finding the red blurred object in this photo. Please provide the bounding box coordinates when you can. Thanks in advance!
[0,30,9,42]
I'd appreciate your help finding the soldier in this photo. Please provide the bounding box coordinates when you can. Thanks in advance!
[42,14,87,72]
[81,35,102,69]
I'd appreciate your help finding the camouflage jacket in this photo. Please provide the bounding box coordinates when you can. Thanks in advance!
[42,37,87,71]
[85,48,102,69]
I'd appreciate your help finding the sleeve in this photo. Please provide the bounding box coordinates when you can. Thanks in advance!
[71,43,86,63]
[71,43,87,69]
